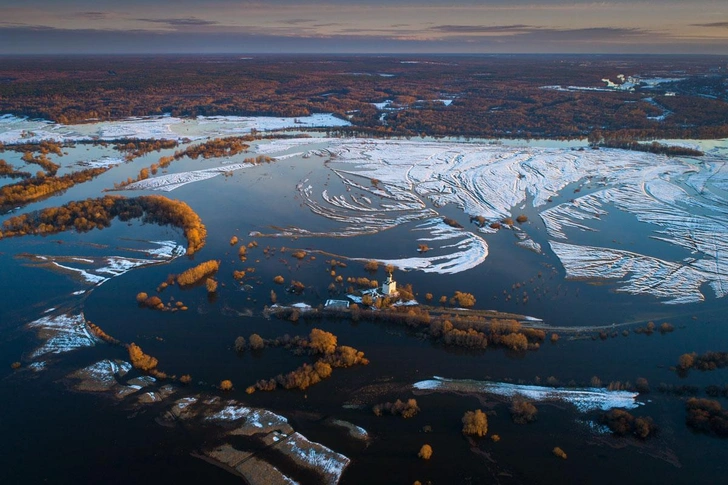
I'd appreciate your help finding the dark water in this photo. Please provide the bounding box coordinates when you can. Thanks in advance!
[1,138,727,484]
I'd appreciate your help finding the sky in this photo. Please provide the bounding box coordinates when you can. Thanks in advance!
[1,0,727,55]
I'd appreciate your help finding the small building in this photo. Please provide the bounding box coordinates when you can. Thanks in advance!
[325,299,350,310]
[382,272,397,296]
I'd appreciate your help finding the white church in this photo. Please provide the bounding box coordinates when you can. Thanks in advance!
[381,271,398,297]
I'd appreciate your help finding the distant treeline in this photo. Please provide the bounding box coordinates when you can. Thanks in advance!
[594,139,704,156]
[2,56,727,140]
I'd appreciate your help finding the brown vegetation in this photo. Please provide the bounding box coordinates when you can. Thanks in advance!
[21,150,60,174]
[516,214,528,223]
[179,374,192,384]
[249,334,265,350]
[142,295,164,310]
[601,409,657,439]
[510,399,538,424]
[178,137,250,160]
[462,409,488,437]
[309,328,337,354]
[4,57,728,141]
[273,275,285,284]
[291,250,307,260]
[347,277,379,289]
[86,321,120,345]
[248,329,368,392]
[677,351,728,373]
[176,260,220,286]
[220,380,233,391]
[11,361,21,370]
[597,139,704,157]
[0,167,108,211]
[289,280,306,294]
[1,195,206,255]
[229,235,238,246]
[275,361,332,391]
[0,159,31,179]
[116,135,251,185]
[128,343,158,372]
[442,217,463,229]
[373,399,420,418]
[363,260,379,273]
[113,139,179,161]
[327,259,347,268]
[418,444,433,460]
[635,377,650,393]
[206,278,218,293]
[552,447,567,459]
[449,291,476,308]
[633,321,657,335]
[685,398,728,437]
[244,155,275,165]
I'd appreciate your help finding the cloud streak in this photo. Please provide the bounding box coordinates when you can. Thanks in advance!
[431,24,535,34]
[0,1,726,54]
[136,17,220,27]
[692,21,728,28]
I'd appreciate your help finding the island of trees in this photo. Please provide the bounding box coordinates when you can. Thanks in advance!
[0,167,109,212]
[0,194,206,255]
[233,328,368,392]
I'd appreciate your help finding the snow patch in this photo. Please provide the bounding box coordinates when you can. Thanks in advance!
[27,312,95,358]
[414,376,642,412]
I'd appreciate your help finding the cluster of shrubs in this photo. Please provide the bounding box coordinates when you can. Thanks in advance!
[0,159,31,179]
[632,321,674,335]
[332,301,546,352]
[677,351,728,373]
[685,398,728,437]
[462,409,488,437]
[347,276,379,289]
[177,260,220,286]
[20,150,61,174]
[234,329,368,392]
[601,409,658,439]
[372,399,420,418]
[136,292,188,311]
[290,250,307,260]
[705,385,728,398]
[510,398,538,424]
[127,343,167,379]
[0,167,109,210]
[113,138,179,160]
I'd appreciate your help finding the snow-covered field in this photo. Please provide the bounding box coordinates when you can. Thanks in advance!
[0,113,350,144]
[255,137,728,303]
[414,376,642,412]
[122,163,252,191]
[27,312,95,358]
[23,241,185,288]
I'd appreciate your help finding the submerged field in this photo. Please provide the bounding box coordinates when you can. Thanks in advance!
[1,113,728,484]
